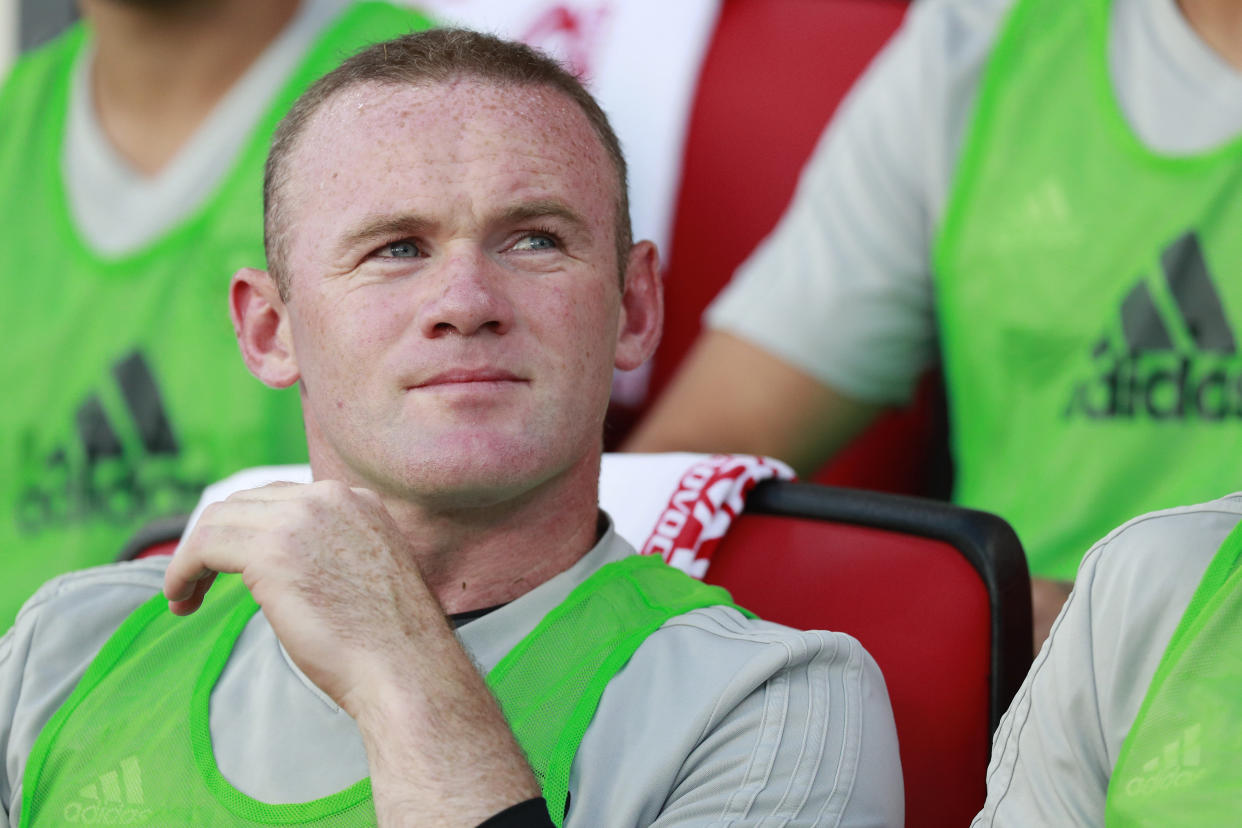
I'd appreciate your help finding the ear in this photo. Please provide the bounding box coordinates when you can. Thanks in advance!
[614,240,663,371]
[230,267,300,388]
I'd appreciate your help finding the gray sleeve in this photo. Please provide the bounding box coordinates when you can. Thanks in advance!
[0,562,167,827]
[0,621,19,824]
[972,501,1242,825]
[705,0,1012,405]
[566,608,903,827]
[654,631,902,827]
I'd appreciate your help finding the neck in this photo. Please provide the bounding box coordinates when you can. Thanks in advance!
[82,0,302,175]
[320,453,604,616]
[1178,0,1242,71]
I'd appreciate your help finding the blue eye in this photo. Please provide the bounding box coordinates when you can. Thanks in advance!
[380,240,421,258]
[512,234,558,252]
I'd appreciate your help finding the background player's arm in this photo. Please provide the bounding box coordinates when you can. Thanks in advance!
[625,330,881,477]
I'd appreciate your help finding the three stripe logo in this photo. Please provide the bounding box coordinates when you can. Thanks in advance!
[16,349,206,533]
[1123,724,1208,798]
[1065,232,1241,420]
[78,351,180,465]
[1117,233,1234,356]
[62,755,154,823]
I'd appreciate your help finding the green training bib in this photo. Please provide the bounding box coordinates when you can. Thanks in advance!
[933,0,1242,579]
[21,555,750,826]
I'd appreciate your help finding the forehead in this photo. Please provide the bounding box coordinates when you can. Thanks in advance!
[281,78,617,244]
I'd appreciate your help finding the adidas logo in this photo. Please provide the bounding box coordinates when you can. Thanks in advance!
[62,755,154,824]
[1065,232,1242,420]
[15,350,207,534]
[1123,724,1207,798]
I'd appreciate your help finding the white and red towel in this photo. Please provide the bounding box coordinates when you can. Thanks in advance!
[184,452,793,579]
[600,453,794,578]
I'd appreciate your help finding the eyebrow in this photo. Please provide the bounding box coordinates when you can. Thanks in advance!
[336,213,437,256]
[498,200,590,234]
[334,199,593,258]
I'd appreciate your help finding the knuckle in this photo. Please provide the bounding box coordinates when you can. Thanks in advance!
[198,500,227,524]
[281,497,318,529]
[318,479,352,499]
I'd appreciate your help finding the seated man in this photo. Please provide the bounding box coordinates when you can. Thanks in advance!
[0,30,901,827]
[974,493,1242,824]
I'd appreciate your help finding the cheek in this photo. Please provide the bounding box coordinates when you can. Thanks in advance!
[541,279,620,379]
[292,293,411,383]
[352,295,415,352]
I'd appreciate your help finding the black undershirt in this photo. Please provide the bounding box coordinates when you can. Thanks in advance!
[475,798,556,828]
[448,602,507,628]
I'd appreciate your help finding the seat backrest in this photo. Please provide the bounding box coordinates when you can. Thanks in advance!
[117,514,187,561]
[610,0,948,496]
[704,480,1032,828]
[655,0,909,387]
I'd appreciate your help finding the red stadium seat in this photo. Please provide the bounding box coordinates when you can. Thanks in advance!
[706,479,1031,828]
[117,514,187,561]
[609,0,948,496]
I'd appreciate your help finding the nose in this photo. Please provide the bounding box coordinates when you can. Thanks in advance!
[417,247,515,338]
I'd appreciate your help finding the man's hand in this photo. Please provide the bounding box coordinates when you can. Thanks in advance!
[165,480,433,709]
[164,481,540,826]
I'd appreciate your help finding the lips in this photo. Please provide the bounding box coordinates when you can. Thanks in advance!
[411,368,526,388]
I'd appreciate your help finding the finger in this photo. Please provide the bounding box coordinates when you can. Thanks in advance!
[220,480,310,503]
[167,570,218,616]
[164,525,253,609]
[195,497,306,532]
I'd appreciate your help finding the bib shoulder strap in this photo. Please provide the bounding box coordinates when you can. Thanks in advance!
[488,554,751,826]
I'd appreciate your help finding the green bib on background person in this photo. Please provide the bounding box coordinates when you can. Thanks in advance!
[19,554,750,827]
[0,3,433,629]
[933,0,1242,580]
[1105,519,1242,824]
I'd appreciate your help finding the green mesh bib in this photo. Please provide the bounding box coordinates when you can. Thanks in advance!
[21,554,749,826]
[933,0,1242,579]
[0,2,433,629]
[1105,519,1242,824]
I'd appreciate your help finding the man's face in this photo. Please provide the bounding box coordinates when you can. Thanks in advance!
[264,78,651,506]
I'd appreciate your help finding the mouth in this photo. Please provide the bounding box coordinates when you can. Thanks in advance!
[410,368,528,389]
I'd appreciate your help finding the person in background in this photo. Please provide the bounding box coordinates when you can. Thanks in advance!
[627,0,1242,648]
[975,493,1242,824]
[0,29,903,826]
[0,0,432,628]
